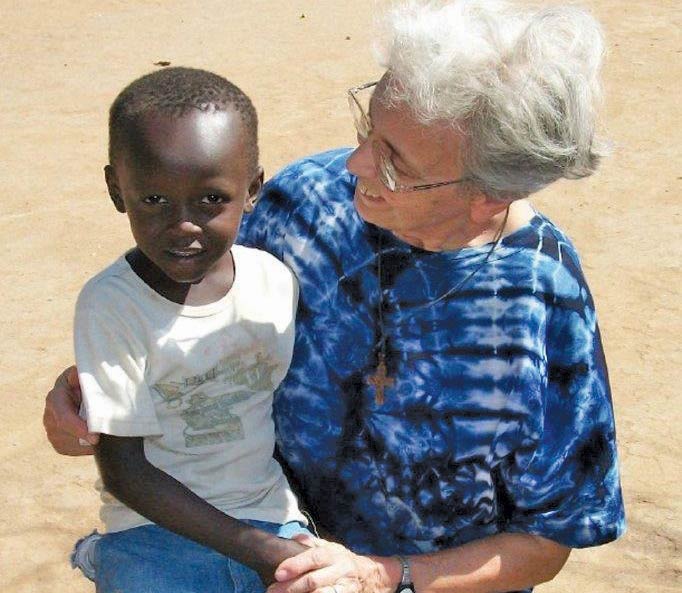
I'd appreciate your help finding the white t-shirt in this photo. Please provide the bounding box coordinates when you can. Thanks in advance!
[74,245,306,533]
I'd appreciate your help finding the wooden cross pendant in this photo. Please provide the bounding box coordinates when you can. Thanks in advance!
[368,353,395,405]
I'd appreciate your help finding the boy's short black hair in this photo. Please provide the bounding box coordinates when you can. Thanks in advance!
[109,66,258,170]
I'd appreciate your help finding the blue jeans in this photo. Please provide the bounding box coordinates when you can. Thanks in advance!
[71,520,312,593]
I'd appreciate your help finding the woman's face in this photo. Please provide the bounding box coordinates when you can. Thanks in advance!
[346,78,473,250]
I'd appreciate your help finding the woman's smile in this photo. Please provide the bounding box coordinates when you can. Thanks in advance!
[356,182,386,205]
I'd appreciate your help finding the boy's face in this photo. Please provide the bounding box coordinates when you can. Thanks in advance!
[105,108,261,286]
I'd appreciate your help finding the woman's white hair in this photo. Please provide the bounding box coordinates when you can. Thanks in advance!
[375,0,607,199]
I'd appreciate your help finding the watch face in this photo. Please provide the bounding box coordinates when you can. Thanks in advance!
[398,586,415,593]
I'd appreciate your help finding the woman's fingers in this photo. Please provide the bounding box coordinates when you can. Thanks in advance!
[271,568,356,593]
[65,365,82,397]
[43,365,98,455]
[290,565,345,593]
[275,544,337,581]
[273,541,362,593]
[314,578,361,593]
[290,533,321,548]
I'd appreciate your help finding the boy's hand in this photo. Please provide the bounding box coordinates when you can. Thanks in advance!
[43,365,99,455]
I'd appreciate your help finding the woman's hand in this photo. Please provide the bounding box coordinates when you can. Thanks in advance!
[43,365,99,455]
[269,534,396,593]
[270,533,570,593]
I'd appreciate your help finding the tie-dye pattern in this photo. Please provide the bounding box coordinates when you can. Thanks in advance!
[239,149,625,587]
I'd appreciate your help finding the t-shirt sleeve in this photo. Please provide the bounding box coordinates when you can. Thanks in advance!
[497,289,626,548]
[74,287,162,437]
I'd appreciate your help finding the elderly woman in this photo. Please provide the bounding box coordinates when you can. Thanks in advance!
[44,2,624,592]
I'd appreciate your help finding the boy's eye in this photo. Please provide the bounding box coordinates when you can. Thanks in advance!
[201,194,228,205]
[143,195,168,205]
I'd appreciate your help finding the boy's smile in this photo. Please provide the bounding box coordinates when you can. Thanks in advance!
[105,108,262,304]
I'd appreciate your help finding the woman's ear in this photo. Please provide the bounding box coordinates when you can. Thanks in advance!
[104,165,126,213]
[468,193,511,226]
[244,166,264,213]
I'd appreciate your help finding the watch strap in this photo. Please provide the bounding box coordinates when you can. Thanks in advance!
[394,555,415,593]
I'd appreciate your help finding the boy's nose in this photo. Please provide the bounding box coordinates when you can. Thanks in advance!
[170,203,202,235]
[176,220,202,234]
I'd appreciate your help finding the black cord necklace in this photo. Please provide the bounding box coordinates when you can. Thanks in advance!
[367,206,510,405]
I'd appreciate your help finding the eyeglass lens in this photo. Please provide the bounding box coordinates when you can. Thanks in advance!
[349,86,401,191]
[349,93,371,140]
[373,143,398,191]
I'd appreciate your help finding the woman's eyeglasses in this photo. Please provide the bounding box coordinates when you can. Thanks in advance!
[347,81,469,193]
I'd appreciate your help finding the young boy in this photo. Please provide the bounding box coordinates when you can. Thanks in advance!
[70,67,311,593]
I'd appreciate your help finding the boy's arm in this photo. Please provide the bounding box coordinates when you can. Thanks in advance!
[95,433,307,584]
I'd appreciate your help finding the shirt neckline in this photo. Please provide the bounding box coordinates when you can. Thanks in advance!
[119,246,244,317]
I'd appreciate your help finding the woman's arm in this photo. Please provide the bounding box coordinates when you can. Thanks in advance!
[95,433,306,584]
[269,533,570,593]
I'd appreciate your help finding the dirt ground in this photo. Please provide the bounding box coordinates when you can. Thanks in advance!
[1,1,679,592]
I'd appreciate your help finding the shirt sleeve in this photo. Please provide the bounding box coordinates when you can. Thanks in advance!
[497,288,626,548]
[238,149,355,261]
[74,287,162,437]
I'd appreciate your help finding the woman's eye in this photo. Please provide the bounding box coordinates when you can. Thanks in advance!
[143,195,167,205]
[393,163,417,181]
[201,194,227,205]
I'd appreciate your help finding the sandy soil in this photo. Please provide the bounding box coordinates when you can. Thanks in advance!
[1,1,679,591]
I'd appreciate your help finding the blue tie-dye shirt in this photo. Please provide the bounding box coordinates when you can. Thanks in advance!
[239,148,625,586]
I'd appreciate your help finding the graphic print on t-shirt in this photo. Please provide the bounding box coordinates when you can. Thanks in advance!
[151,351,279,447]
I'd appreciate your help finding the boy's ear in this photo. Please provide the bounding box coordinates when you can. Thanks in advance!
[243,165,265,213]
[104,165,126,213]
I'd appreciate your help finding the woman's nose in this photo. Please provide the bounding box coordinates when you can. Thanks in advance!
[346,139,377,179]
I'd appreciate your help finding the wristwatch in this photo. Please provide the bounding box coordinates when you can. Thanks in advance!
[394,555,416,593]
